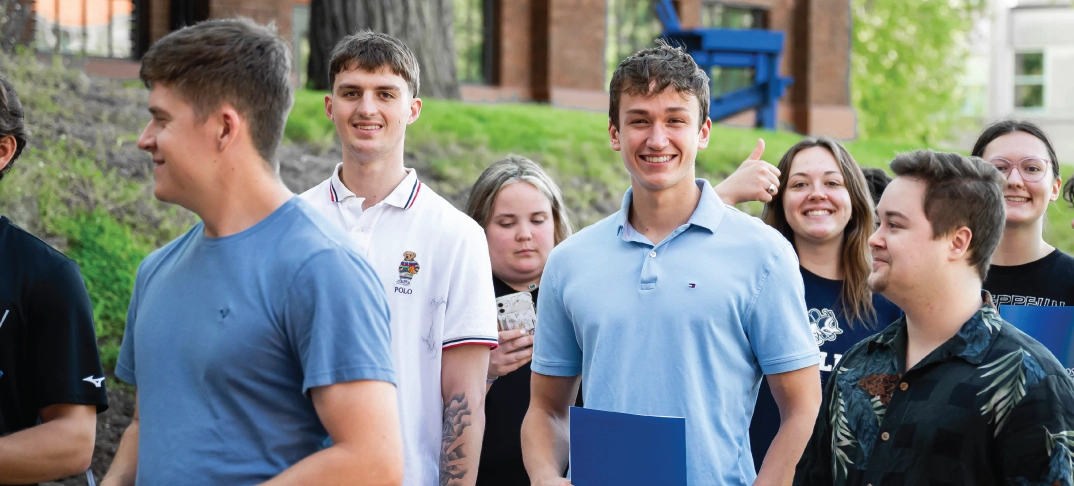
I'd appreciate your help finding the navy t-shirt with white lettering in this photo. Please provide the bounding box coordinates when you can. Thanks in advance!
[984,248,1074,308]
[0,216,108,439]
[748,267,901,471]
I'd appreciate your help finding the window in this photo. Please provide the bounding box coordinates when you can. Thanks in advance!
[700,1,765,29]
[1014,51,1044,110]
[701,2,767,97]
[293,4,311,88]
[34,0,134,58]
[605,0,663,88]
[455,0,494,84]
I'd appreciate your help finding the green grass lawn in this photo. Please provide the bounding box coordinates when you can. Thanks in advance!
[285,91,1074,253]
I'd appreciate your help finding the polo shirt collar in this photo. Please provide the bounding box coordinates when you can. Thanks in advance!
[328,163,424,210]
[614,178,725,239]
[866,291,1002,367]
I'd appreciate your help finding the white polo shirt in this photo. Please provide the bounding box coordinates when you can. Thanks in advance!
[300,164,497,486]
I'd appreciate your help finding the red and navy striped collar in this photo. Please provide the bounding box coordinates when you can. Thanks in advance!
[328,164,423,210]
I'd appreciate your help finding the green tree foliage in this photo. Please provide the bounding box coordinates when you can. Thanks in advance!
[852,0,986,144]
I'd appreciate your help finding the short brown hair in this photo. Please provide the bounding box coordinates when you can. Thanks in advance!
[609,40,710,130]
[0,74,27,182]
[329,31,420,97]
[889,150,1006,279]
[140,18,293,168]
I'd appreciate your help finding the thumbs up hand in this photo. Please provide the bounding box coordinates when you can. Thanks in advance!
[714,138,782,205]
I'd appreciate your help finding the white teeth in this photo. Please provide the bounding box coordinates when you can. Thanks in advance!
[644,155,672,163]
[805,210,831,216]
[1005,197,1030,202]
[357,125,381,130]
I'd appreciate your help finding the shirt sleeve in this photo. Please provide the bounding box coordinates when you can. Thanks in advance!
[26,259,109,412]
[440,220,498,349]
[997,373,1074,484]
[794,363,839,486]
[114,274,139,386]
[285,249,396,394]
[531,253,582,377]
[747,242,819,375]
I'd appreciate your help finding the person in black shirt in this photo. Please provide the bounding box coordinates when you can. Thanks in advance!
[465,155,576,485]
[972,120,1074,307]
[0,74,108,483]
[745,138,902,473]
[797,150,1074,485]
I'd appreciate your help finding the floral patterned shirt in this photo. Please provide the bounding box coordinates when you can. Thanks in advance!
[795,295,1074,486]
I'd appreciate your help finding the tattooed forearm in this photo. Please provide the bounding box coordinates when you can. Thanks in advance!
[440,393,473,486]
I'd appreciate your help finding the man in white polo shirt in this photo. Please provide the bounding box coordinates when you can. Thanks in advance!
[300,32,497,486]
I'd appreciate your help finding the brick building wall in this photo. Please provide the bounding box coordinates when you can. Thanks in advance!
[463,0,855,138]
[146,0,303,47]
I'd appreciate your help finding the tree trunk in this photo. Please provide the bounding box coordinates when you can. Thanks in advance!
[0,0,34,52]
[307,0,460,99]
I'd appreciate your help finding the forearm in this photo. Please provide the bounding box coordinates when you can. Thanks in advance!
[714,180,744,205]
[754,405,817,486]
[100,419,140,486]
[0,416,95,483]
[440,388,486,486]
[521,405,571,483]
[263,443,401,486]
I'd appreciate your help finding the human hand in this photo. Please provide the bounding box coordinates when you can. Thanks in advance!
[714,139,782,204]
[488,328,534,380]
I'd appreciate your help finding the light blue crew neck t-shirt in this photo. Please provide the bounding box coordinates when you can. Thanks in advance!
[532,179,818,486]
[115,197,395,485]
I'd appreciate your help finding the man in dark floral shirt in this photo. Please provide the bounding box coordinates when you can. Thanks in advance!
[796,150,1074,486]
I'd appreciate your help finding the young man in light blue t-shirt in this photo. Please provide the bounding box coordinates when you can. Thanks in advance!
[100,19,403,486]
[521,42,822,486]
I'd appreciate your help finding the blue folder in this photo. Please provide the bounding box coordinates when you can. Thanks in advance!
[569,406,687,486]
[999,305,1074,368]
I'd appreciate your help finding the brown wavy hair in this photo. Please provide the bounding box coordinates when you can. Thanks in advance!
[762,137,877,327]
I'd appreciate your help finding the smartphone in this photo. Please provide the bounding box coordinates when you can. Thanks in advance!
[496,291,537,333]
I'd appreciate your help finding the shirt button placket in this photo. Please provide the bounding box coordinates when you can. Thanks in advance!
[639,249,658,290]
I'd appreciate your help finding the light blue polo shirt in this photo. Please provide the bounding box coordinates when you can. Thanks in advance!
[532,179,817,486]
[116,197,395,485]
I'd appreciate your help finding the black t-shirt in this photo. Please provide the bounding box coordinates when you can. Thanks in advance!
[0,216,108,437]
[478,276,582,486]
[984,248,1074,308]
[748,267,901,472]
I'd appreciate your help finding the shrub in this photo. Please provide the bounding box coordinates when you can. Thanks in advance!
[59,209,149,369]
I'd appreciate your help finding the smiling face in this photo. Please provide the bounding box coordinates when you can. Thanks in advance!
[326,65,421,165]
[485,182,556,286]
[609,89,711,194]
[137,84,220,205]
[868,177,949,299]
[980,131,1061,228]
[783,146,853,247]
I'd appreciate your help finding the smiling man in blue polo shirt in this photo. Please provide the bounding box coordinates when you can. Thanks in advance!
[521,42,822,486]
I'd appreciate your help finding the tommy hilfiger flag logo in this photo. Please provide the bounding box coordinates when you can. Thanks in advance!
[688,283,696,288]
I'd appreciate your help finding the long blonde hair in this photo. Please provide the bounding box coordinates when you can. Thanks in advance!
[762,137,877,327]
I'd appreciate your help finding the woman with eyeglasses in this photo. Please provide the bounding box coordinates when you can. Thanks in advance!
[972,120,1074,307]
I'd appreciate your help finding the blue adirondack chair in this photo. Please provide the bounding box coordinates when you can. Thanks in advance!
[653,0,792,130]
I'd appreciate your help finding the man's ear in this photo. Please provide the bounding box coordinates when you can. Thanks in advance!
[325,93,333,120]
[0,135,16,172]
[609,120,621,152]
[697,117,712,150]
[948,226,973,262]
[407,97,422,125]
[215,103,243,153]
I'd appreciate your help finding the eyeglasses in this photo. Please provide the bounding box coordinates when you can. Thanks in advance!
[988,157,1051,182]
